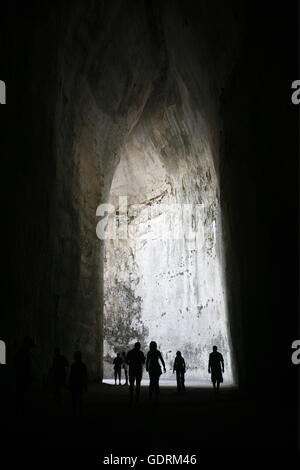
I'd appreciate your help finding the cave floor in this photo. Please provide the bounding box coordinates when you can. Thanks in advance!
[1,383,298,453]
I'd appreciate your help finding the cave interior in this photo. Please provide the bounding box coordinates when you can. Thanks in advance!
[0,0,298,451]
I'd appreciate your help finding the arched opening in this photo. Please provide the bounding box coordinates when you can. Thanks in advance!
[102,110,235,385]
[35,0,243,386]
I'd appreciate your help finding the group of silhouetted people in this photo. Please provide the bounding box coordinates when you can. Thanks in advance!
[48,349,88,416]
[14,337,88,417]
[113,341,167,404]
[113,342,225,404]
[14,335,225,417]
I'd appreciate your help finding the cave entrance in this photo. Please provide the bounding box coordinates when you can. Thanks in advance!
[102,118,235,386]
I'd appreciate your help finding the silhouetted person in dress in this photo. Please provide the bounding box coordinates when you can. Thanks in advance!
[208,346,224,394]
[146,341,166,401]
[14,336,36,416]
[69,351,88,417]
[173,351,186,392]
[52,347,69,405]
[121,352,128,385]
[113,353,122,385]
[126,342,145,404]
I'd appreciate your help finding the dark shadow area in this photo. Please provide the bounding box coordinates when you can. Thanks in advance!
[0,383,298,452]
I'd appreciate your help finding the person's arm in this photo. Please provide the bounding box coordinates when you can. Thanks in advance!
[159,352,166,373]
[208,355,211,374]
[146,352,149,371]
[183,359,186,373]
[221,355,224,373]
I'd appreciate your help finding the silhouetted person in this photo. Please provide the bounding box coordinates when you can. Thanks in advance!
[173,351,186,392]
[14,336,36,416]
[121,352,128,385]
[126,342,145,404]
[113,353,122,385]
[208,346,224,394]
[69,351,88,417]
[52,347,69,405]
[146,341,166,401]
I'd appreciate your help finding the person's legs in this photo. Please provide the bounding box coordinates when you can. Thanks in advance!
[129,372,135,404]
[72,391,77,415]
[53,383,58,403]
[124,369,128,385]
[176,371,181,391]
[117,368,121,385]
[114,369,117,385]
[181,371,185,391]
[149,375,154,399]
[54,383,62,405]
[78,390,83,416]
[154,377,160,401]
[58,386,62,405]
[136,375,142,402]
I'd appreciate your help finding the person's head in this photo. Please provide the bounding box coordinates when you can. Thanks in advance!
[213,345,218,352]
[134,342,141,350]
[74,351,82,362]
[122,352,126,357]
[150,341,157,351]
[54,347,60,356]
[116,352,120,357]
[176,351,182,357]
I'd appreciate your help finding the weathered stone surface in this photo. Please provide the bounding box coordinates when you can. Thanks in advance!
[103,114,234,382]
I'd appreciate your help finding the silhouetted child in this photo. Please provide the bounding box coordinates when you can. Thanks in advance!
[113,353,122,385]
[173,351,186,392]
[126,342,145,404]
[14,336,36,416]
[121,352,128,385]
[146,341,166,402]
[208,346,224,394]
[69,351,88,417]
[52,347,69,405]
